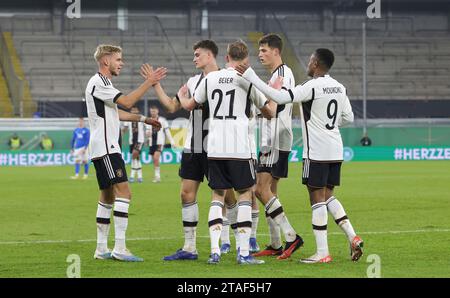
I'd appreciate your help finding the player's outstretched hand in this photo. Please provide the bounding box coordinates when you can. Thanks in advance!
[235,63,250,76]
[269,76,284,90]
[140,63,154,79]
[145,118,162,131]
[140,64,167,86]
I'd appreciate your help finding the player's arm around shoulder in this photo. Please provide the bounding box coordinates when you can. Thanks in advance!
[237,65,293,105]
[291,79,316,103]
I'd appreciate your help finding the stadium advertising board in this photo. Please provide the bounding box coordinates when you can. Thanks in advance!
[1,146,450,166]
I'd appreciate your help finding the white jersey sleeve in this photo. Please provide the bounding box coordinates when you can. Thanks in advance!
[291,80,315,103]
[186,74,203,97]
[242,66,315,105]
[242,67,293,104]
[193,78,207,105]
[92,81,122,104]
[249,85,269,110]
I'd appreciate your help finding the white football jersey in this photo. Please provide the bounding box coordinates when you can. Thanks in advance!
[259,64,295,152]
[194,67,268,159]
[146,116,170,146]
[183,73,209,153]
[242,70,354,161]
[293,75,353,161]
[124,121,145,145]
[85,72,123,160]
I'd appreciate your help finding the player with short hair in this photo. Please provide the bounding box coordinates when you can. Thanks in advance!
[250,33,304,260]
[86,44,165,262]
[178,40,275,265]
[123,106,145,183]
[146,105,175,183]
[70,117,90,179]
[236,48,363,263]
[152,40,238,261]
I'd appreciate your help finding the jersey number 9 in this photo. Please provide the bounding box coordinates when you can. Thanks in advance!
[325,99,338,130]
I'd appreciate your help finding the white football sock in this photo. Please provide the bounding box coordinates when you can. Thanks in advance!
[208,201,224,255]
[113,198,130,253]
[226,202,239,250]
[251,209,259,238]
[237,201,252,257]
[221,215,231,245]
[312,202,329,257]
[265,196,296,242]
[265,213,282,249]
[137,160,143,179]
[326,196,356,242]
[130,159,137,179]
[182,201,198,253]
[96,201,112,252]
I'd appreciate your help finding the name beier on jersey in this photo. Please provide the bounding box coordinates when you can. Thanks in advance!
[218,77,234,84]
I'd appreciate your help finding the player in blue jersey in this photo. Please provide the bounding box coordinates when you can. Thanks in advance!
[71,117,91,179]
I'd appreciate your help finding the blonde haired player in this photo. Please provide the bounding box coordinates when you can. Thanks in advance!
[86,44,165,262]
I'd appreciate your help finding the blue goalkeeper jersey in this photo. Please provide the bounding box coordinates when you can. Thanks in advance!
[71,127,90,149]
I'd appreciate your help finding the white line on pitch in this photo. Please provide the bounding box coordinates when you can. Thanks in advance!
[0,228,449,245]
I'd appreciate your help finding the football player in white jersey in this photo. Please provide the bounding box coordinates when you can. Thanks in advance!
[178,40,275,265]
[248,34,304,260]
[122,106,145,183]
[146,105,175,183]
[85,44,165,262]
[220,103,261,255]
[237,48,363,263]
[150,40,238,261]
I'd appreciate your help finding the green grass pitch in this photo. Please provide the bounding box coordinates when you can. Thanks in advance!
[0,161,449,277]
